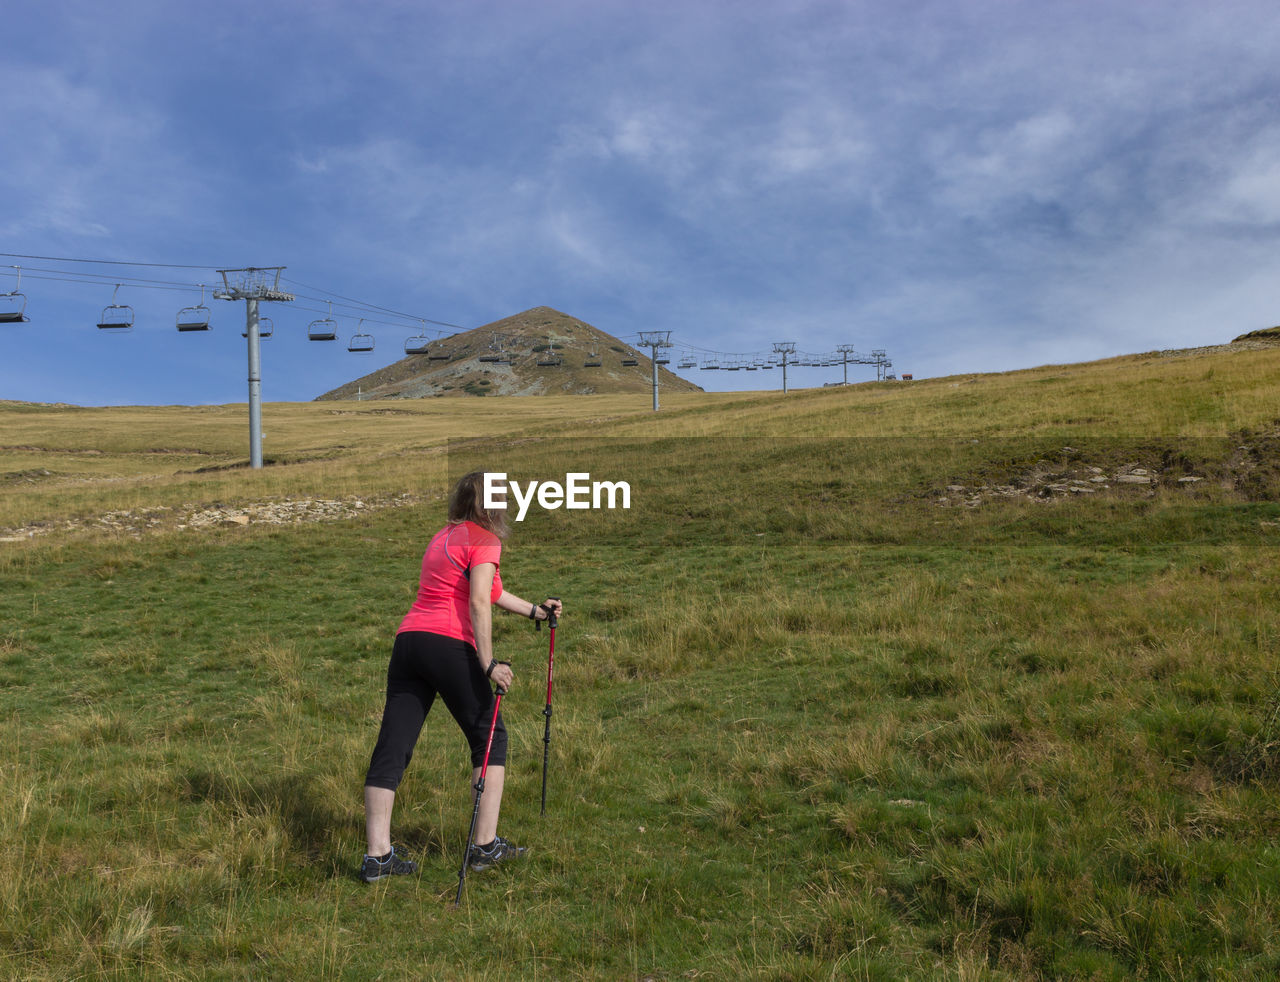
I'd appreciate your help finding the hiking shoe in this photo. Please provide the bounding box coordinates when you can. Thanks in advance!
[467,836,527,872]
[359,847,418,883]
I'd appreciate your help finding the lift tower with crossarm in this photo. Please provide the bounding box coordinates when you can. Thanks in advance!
[213,267,295,469]
[637,330,673,411]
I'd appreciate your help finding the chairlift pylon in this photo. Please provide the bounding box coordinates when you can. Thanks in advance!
[348,319,375,353]
[0,267,30,324]
[176,285,211,332]
[97,284,134,331]
[308,301,337,341]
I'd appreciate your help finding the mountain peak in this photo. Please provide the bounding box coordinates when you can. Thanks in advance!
[315,308,702,399]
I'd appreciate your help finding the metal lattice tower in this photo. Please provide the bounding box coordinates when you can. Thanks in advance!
[637,330,672,411]
[214,268,295,469]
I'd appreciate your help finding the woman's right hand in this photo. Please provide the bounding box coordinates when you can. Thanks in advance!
[488,661,514,692]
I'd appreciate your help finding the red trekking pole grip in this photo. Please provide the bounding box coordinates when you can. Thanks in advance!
[536,597,560,632]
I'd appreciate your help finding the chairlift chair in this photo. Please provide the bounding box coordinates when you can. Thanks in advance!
[479,334,504,362]
[243,317,273,339]
[584,350,602,367]
[308,301,338,341]
[621,355,638,366]
[534,334,562,367]
[176,285,212,332]
[678,358,696,369]
[534,335,561,366]
[655,356,670,365]
[348,320,375,353]
[405,321,433,354]
[700,359,720,370]
[97,284,134,331]
[0,267,30,323]
[428,346,451,360]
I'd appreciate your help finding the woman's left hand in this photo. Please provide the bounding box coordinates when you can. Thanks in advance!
[541,598,563,620]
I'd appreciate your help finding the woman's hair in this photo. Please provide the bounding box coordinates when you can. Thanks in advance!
[448,470,509,539]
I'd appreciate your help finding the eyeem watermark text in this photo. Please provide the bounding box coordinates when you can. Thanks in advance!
[482,472,631,522]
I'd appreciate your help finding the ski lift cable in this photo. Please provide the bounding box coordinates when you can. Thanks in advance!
[285,288,434,324]
[669,339,866,365]
[20,272,208,294]
[19,266,209,291]
[0,251,225,271]
[619,332,870,365]
[0,252,468,334]
[10,272,451,337]
[287,302,448,333]
[6,251,876,361]
[282,277,466,330]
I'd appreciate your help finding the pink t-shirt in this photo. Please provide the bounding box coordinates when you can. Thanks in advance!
[398,521,503,645]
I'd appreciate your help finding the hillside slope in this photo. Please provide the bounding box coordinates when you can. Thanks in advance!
[4,327,1280,982]
[315,306,702,400]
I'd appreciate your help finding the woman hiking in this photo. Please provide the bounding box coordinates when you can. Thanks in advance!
[359,470,563,882]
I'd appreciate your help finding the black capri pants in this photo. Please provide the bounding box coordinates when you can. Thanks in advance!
[364,630,507,791]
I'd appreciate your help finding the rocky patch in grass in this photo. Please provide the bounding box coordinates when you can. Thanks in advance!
[0,492,422,542]
[935,459,1201,507]
[934,426,1280,508]
[1,467,58,485]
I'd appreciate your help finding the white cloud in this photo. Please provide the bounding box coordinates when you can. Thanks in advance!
[1198,132,1280,227]
[0,62,213,244]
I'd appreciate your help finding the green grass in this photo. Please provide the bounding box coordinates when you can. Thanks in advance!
[2,344,1279,979]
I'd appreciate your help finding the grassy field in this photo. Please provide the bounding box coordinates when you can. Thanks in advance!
[2,345,1279,980]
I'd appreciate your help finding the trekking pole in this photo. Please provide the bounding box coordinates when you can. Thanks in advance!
[538,598,560,816]
[453,664,509,908]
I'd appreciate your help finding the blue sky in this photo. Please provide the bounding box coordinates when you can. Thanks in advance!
[3,0,1280,405]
